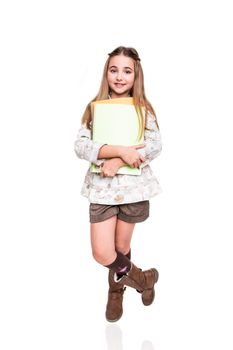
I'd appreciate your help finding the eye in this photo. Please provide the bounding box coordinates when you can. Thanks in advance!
[125,70,132,74]
[110,69,117,73]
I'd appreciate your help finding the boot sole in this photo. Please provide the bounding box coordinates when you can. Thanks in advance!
[142,289,155,306]
[105,310,123,323]
[153,268,159,283]
[142,268,159,306]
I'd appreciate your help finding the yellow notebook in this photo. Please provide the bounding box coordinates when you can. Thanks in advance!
[91,97,145,175]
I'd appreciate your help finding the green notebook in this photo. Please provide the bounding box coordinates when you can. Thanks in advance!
[91,98,145,175]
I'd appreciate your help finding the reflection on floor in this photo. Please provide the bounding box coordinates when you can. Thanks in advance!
[105,324,154,350]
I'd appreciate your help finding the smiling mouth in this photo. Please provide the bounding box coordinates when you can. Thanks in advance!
[114,83,125,87]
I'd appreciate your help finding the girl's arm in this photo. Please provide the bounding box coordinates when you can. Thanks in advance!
[98,144,145,168]
[137,112,162,168]
[74,126,105,166]
[74,125,146,169]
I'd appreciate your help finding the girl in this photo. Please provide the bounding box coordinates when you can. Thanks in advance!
[74,46,162,322]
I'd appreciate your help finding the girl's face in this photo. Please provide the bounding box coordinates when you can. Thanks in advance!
[107,54,135,98]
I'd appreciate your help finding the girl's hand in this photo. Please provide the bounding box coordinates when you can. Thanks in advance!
[118,144,146,168]
[100,158,125,177]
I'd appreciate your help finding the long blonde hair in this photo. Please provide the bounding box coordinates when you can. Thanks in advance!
[81,46,159,132]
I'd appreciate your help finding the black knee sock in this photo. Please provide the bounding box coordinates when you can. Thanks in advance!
[105,251,131,275]
[115,249,131,279]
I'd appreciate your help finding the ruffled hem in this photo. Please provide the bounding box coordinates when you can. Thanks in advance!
[81,180,162,205]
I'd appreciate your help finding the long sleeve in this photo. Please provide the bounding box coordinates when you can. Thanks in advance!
[137,112,162,168]
[74,126,105,166]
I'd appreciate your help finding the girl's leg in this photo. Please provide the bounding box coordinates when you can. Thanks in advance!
[115,219,135,256]
[91,215,132,322]
[91,215,117,266]
[99,218,134,322]
[114,218,158,306]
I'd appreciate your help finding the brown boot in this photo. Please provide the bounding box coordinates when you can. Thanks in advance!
[120,263,159,306]
[105,270,126,322]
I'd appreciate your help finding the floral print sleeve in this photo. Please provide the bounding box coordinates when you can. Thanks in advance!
[137,112,162,168]
[74,126,105,166]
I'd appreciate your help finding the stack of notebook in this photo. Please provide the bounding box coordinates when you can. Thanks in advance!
[91,97,145,175]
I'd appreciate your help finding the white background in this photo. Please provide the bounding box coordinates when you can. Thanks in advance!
[0,1,233,349]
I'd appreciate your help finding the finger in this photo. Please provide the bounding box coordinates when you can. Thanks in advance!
[134,144,145,149]
[139,154,145,162]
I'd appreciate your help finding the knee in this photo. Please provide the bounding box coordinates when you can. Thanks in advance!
[92,248,116,266]
[115,243,130,256]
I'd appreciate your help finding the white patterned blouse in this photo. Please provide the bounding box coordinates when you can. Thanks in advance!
[74,111,162,205]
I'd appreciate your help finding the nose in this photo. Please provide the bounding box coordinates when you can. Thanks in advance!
[116,71,123,81]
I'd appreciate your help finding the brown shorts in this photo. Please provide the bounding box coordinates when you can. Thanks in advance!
[89,200,149,224]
